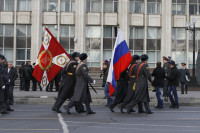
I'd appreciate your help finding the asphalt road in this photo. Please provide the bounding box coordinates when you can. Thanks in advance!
[1,105,200,133]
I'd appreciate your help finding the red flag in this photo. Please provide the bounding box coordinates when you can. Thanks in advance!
[32,28,70,90]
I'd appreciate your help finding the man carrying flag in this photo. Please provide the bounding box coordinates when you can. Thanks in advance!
[32,28,70,91]
[106,29,132,112]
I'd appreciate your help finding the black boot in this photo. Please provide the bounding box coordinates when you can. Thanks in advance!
[144,102,153,114]
[138,103,146,113]
[52,99,64,113]
[64,105,71,115]
[119,104,124,113]
[86,103,96,114]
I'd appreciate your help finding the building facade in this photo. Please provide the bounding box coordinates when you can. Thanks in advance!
[0,0,199,69]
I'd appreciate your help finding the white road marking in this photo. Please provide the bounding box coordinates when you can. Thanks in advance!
[58,113,69,133]
[65,121,200,128]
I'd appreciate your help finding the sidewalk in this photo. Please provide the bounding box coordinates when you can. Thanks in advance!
[13,89,200,106]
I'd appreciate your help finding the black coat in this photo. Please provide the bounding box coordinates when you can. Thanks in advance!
[22,65,33,81]
[19,65,24,78]
[58,60,78,100]
[102,64,109,87]
[163,62,170,75]
[5,67,18,86]
[133,63,152,103]
[70,63,94,104]
[179,68,191,83]
[166,67,179,86]
[152,66,165,87]
[114,69,129,104]
[123,63,138,103]
[0,65,8,103]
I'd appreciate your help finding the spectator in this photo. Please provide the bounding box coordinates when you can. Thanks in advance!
[19,63,25,90]
[166,60,179,109]
[6,61,18,105]
[152,62,165,109]
[179,63,191,94]
[22,61,33,91]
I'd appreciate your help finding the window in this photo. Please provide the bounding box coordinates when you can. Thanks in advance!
[189,0,200,15]
[0,0,14,11]
[17,0,32,11]
[60,0,75,12]
[43,0,58,12]
[60,25,75,53]
[42,25,58,38]
[172,28,186,68]
[0,25,14,62]
[103,26,117,61]
[147,0,161,14]
[86,26,101,67]
[172,0,186,15]
[147,27,161,68]
[130,0,144,13]
[129,27,144,56]
[86,0,101,13]
[104,0,118,13]
[16,25,31,65]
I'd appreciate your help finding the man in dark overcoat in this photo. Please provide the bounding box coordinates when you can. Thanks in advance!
[126,54,153,114]
[163,56,170,101]
[64,53,95,115]
[52,52,84,113]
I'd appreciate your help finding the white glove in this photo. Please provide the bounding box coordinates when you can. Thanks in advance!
[2,86,5,89]
[93,80,96,84]
[8,79,10,82]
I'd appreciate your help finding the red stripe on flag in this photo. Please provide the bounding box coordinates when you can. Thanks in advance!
[113,52,132,80]
[109,83,115,98]
[46,64,62,82]
[32,65,44,84]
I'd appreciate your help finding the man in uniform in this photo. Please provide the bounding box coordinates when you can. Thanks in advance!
[179,63,190,94]
[126,54,153,114]
[52,52,84,113]
[64,53,96,115]
[163,56,170,101]
[119,55,145,113]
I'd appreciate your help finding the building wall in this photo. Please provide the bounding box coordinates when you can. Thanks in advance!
[0,0,199,68]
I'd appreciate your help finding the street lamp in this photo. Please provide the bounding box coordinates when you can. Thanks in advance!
[185,18,198,86]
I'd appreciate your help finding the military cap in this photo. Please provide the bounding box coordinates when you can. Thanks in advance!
[169,60,176,66]
[132,55,140,61]
[72,52,80,58]
[181,63,186,66]
[79,53,88,61]
[141,54,149,62]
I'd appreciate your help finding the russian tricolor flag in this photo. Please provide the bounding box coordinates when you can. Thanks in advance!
[107,29,132,97]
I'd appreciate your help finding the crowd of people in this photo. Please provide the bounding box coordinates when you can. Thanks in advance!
[0,51,192,116]
[102,55,191,114]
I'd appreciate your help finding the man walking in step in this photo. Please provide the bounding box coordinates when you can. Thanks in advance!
[163,56,170,101]
[119,55,145,113]
[5,61,18,105]
[179,63,190,94]
[52,52,85,113]
[167,60,180,109]
[64,53,96,115]
[126,54,153,114]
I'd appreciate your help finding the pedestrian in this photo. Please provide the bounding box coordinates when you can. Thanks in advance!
[179,63,190,94]
[102,60,113,107]
[22,61,33,91]
[119,55,144,113]
[152,62,165,109]
[5,61,18,105]
[32,63,42,91]
[109,69,129,112]
[126,54,153,114]
[52,52,85,113]
[64,53,96,115]
[166,60,179,109]
[163,56,170,101]
[19,63,25,91]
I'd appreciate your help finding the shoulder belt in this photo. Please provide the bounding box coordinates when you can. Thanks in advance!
[136,63,145,81]
[129,64,137,76]
[76,63,84,74]
[66,61,75,71]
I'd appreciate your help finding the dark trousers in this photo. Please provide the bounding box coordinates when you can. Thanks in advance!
[181,83,188,94]
[9,85,14,105]
[168,86,179,106]
[163,80,168,97]
[20,78,25,90]
[126,100,144,112]
[55,78,60,91]
[24,80,30,91]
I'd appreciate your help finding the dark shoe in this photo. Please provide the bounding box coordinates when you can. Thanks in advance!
[86,111,96,114]
[127,108,132,114]
[56,110,62,113]
[119,105,124,113]
[169,105,175,109]
[7,109,14,112]
[130,109,136,112]
[146,111,153,114]
[64,105,71,115]
[174,105,179,109]
[138,110,146,113]
[109,105,114,113]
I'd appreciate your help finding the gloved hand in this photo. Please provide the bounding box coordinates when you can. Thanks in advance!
[2,86,5,90]
[93,80,96,84]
